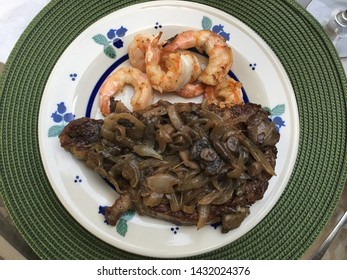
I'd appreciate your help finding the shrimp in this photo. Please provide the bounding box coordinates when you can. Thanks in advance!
[145,32,202,93]
[99,66,153,116]
[176,82,206,98]
[163,30,233,86]
[204,77,243,108]
[128,33,154,72]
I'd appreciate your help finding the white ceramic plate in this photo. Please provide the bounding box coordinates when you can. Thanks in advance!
[38,0,299,258]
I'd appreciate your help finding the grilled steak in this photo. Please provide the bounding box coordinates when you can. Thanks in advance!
[59,100,279,233]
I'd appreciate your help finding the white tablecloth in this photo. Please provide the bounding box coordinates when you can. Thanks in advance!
[0,0,50,63]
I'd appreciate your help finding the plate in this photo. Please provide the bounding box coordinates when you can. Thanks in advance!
[0,0,346,260]
[38,1,299,258]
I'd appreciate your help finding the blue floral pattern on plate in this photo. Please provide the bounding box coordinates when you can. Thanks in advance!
[202,16,230,40]
[92,26,128,59]
[263,104,286,132]
[48,102,75,137]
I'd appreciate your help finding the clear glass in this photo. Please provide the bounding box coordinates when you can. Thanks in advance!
[307,0,347,58]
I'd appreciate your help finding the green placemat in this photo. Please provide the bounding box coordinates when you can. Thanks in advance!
[0,0,346,259]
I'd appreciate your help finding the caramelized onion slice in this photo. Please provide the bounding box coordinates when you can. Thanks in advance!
[198,188,222,205]
[211,185,235,205]
[237,132,276,176]
[143,192,164,207]
[121,161,140,188]
[167,105,184,130]
[179,150,200,169]
[166,193,181,212]
[133,144,163,160]
[146,173,180,194]
[104,112,146,139]
[197,204,211,229]
[227,155,245,178]
[176,172,209,192]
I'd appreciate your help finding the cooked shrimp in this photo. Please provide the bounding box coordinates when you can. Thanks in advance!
[204,77,243,108]
[145,32,202,93]
[176,82,206,98]
[128,33,155,72]
[163,30,233,86]
[99,66,153,116]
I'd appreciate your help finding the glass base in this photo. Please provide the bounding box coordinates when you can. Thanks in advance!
[307,0,347,58]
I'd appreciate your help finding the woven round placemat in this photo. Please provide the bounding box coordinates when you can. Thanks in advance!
[0,0,346,259]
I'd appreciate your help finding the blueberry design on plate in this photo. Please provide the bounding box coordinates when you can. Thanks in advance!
[92,26,128,59]
[263,104,286,132]
[48,102,75,137]
[201,16,230,40]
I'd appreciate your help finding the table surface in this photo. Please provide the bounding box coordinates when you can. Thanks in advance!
[0,0,346,260]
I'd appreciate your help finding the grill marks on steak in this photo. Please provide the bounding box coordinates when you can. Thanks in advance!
[59,100,279,233]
